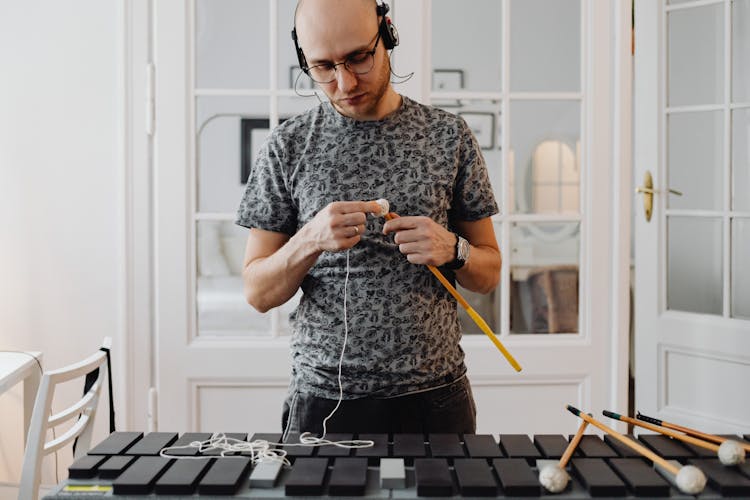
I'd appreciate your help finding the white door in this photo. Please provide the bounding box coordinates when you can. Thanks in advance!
[634,0,750,433]
[151,0,631,435]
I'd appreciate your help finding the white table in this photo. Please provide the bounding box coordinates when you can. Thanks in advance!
[0,351,42,444]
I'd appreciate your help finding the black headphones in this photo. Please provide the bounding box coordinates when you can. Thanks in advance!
[291,1,399,73]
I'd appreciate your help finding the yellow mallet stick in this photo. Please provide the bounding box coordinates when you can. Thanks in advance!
[385,212,522,372]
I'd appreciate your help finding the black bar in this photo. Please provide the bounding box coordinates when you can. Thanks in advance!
[165,432,213,456]
[281,432,316,457]
[533,434,569,459]
[428,434,465,459]
[154,457,213,495]
[571,457,627,497]
[499,434,541,460]
[317,433,353,457]
[284,457,329,496]
[576,435,619,458]
[328,457,368,496]
[453,458,497,497]
[197,457,253,495]
[681,440,720,458]
[738,461,750,480]
[68,455,107,479]
[638,434,694,460]
[87,431,143,455]
[608,457,671,497]
[464,434,503,459]
[689,458,750,497]
[492,458,541,497]
[354,433,389,464]
[604,434,641,458]
[112,456,174,495]
[392,433,426,459]
[125,432,178,456]
[97,455,136,479]
[414,458,453,497]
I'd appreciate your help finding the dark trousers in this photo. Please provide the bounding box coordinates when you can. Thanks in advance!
[281,376,476,436]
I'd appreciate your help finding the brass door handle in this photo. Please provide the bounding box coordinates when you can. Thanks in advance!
[635,171,682,222]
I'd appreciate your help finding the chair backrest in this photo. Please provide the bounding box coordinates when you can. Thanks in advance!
[19,338,111,500]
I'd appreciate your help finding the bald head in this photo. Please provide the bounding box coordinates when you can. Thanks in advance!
[294,0,381,63]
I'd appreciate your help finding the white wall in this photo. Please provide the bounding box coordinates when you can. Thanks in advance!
[0,0,122,485]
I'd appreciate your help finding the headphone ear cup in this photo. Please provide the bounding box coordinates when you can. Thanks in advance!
[291,28,309,72]
[379,16,399,50]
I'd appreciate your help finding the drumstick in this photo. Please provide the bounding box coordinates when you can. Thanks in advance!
[538,419,589,492]
[604,410,745,465]
[637,411,750,453]
[567,405,706,495]
[383,212,522,372]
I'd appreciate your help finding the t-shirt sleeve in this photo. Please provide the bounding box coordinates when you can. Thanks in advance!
[450,117,500,221]
[235,132,298,235]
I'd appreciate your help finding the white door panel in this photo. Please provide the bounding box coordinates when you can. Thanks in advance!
[634,0,750,433]
[152,0,630,435]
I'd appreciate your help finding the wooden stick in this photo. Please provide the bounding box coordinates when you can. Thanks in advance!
[384,212,522,372]
[560,420,589,467]
[637,412,750,453]
[567,405,680,476]
[604,411,721,453]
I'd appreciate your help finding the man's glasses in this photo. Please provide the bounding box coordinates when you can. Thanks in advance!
[305,32,382,84]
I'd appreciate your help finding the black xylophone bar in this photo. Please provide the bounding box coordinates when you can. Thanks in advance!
[54,430,750,498]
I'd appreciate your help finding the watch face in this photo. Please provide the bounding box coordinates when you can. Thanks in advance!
[458,237,470,261]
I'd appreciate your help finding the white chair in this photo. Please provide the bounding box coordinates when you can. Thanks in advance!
[19,338,112,500]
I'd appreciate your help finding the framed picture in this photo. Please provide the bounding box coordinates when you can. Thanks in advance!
[432,69,464,90]
[241,118,286,183]
[459,112,496,150]
[289,65,314,90]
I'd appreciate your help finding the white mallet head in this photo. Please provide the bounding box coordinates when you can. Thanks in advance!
[372,198,389,217]
[675,465,707,495]
[718,440,746,466]
[538,464,569,493]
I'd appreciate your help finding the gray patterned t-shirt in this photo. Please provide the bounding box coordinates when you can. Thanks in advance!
[236,96,498,399]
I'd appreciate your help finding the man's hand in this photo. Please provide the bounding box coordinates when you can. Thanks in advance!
[301,200,384,253]
[382,215,456,266]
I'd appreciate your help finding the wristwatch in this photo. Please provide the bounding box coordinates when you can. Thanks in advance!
[445,233,470,270]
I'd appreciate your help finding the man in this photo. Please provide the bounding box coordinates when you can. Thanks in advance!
[236,0,501,436]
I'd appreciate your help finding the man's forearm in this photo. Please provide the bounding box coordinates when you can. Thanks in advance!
[242,228,322,313]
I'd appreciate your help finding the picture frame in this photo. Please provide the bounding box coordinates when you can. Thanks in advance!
[289,65,314,90]
[459,112,496,150]
[241,118,286,184]
[432,68,464,91]
[432,69,464,108]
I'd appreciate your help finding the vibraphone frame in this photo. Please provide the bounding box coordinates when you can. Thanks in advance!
[45,431,750,498]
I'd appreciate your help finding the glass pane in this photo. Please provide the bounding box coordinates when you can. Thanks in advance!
[196,97,269,213]
[667,216,722,315]
[510,0,580,92]
[667,111,723,210]
[510,100,580,214]
[432,0,502,92]
[279,0,308,91]
[733,0,750,103]
[197,220,267,336]
[733,108,750,210]
[195,0,269,89]
[510,222,580,334]
[668,4,724,107]
[732,218,750,319]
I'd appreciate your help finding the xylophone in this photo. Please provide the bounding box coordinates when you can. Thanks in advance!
[45,431,750,498]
